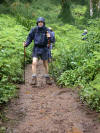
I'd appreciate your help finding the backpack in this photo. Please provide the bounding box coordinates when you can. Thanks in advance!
[34,26,48,47]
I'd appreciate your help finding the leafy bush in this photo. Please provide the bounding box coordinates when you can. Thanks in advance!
[0,14,31,103]
[80,73,100,112]
[49,18,100,111]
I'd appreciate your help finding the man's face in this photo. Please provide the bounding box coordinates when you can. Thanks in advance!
[38,21,44,27]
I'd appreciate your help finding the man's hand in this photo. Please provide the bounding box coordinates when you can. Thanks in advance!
[46,31,50,38]
[23,42,26,47]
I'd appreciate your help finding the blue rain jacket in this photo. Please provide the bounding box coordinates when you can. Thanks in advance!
[25,26,55,47]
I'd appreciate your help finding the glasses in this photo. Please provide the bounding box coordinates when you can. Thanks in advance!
[38,21,43,23]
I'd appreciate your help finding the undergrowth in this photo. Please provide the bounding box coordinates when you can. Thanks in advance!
[0,14,32,103]
[0,0,100,112]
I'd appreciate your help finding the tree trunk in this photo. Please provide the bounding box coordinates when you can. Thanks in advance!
[90,0,93,16]
[91,0,100,16]
[98,0,100,11]
[60,0,73,22]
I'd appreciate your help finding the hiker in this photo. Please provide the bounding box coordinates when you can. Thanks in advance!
[82,29,88,40]
[48,27,55,62]
[23,17,55,85]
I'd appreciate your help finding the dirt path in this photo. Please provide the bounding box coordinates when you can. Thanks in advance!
[1,61,100,133]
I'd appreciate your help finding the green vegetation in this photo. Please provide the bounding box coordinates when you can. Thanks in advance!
[0,15,31,103]
[0,0,100,112]
[52,18,100,111]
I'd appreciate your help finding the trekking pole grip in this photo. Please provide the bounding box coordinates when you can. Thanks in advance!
[48,37,50,48]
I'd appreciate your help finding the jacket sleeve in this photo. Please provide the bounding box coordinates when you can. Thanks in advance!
[25,28,35,47]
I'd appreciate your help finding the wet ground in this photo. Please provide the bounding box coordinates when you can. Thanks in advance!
[0,61,100,133]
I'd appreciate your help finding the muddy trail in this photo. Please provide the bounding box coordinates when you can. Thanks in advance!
[0,61,100,133]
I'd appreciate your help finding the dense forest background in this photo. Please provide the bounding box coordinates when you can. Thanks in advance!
[0,0,100,112]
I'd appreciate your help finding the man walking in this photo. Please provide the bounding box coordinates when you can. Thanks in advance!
[23,17,54,85]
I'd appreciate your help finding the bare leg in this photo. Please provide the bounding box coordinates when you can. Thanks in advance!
[32,57,38,75]
[30,57,38,85]
[43,60,52,85]
[43,60,49,75]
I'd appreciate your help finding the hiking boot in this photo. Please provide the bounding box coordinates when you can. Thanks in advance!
[45,76,52,85]
[31,76,37,85]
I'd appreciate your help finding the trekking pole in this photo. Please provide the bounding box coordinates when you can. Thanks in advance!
[51,50,55,81]
[24,46,26,84]
[47,36,54,80]
[47,36,50,49]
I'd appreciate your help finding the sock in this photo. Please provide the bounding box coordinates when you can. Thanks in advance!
[32,74,37,77]
[44,74,49,78]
